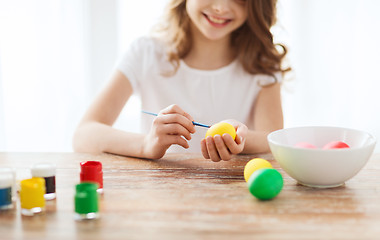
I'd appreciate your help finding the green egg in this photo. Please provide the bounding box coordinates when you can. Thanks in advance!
[247,168,283,200]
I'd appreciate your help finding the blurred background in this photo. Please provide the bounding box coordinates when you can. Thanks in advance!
[0,0,379,152]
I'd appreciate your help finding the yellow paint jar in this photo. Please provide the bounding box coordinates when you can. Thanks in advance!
[20,177,46,216]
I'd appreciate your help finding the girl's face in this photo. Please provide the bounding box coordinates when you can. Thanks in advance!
[186,0,247,41]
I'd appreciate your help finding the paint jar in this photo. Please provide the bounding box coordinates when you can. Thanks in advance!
[20,177,46,216]
[74,182,99,220]
[80,161,103,194]
[0,173,13,210]
[31,163,56,200]
[0,167,16,202]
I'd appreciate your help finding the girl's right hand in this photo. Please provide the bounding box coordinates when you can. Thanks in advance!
[142,104,196,159]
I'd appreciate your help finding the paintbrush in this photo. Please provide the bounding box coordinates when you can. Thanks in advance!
[142,110,210,128]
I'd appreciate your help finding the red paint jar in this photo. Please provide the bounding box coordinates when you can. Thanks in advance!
[80,161,103,194]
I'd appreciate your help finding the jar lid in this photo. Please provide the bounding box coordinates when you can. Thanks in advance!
[0,173,14,188]
[31,163,56,177]
[80,161,103,188]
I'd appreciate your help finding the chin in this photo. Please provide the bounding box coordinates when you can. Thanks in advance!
[201,31,230,41]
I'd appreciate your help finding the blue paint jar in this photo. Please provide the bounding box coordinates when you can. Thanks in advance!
[0,168,15,201]
[0,173,13,210]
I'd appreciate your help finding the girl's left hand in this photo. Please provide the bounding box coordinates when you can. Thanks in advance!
[200,119,248,162]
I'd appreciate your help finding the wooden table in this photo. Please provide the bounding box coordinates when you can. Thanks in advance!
[1,152,380,240]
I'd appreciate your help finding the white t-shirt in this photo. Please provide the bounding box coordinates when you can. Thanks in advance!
[116,37,280,153]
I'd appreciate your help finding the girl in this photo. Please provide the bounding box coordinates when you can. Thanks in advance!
[73,0,289,161]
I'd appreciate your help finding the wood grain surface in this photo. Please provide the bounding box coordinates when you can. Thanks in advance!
[1,152,380,240]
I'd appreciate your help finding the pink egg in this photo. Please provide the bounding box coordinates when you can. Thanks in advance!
[294,142,317,149]
[323,141,350,149]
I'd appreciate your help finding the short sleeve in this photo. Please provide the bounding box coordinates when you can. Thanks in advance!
[115,37,152,96]
[256,71,283,86]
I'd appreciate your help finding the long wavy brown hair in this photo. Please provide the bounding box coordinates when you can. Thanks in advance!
[154,0,290,79]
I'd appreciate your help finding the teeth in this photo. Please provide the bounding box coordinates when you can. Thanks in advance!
[208,15,228,24]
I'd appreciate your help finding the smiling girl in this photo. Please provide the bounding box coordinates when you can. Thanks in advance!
[73,0,290,161]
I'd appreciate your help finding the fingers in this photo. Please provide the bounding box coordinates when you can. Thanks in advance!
[235,135,243,145]
[149,104,196,151]
[203,135,233,162]
[160,104,191,117]
[203,133,246,162]
[205,136,222,162]
[223,134,243,154]
[164,135,189,149]
[159,104,194,124]
[158,104,196,134]
[235,124,248,141]
[155,114,195,134]
[214,135,232,161]
[200,139,210,159]
[157,123,192,140]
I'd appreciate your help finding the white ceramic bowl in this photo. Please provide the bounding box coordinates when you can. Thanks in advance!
[267,126,376,188]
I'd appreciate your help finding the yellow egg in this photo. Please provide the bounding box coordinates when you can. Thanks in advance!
[244,158,273,182]
[205,122,236,140]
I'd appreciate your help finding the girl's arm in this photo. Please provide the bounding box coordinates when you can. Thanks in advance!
[243,82,283,154]
[200,82,283,161]
[72,71,195,159]
[72,70,143,157]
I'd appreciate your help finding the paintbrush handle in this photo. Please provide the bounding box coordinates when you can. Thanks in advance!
[141,110,210,128]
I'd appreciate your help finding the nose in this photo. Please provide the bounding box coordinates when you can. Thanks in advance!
[211,0,230,14]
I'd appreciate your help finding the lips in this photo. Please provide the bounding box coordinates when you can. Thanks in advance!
[203,13,232,27]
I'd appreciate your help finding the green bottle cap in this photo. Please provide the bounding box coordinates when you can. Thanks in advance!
[75,182,99,214]
[248,168,283,200]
